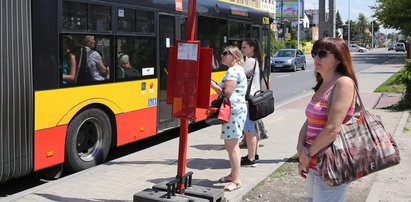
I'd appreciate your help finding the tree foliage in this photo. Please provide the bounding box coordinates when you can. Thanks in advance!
[372,0,411,36]
[336,11,343,28]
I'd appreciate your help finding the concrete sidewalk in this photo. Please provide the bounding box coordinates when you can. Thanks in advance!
[2,55,408,202]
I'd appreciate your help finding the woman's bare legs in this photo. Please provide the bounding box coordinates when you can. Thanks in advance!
[224,138,241,185]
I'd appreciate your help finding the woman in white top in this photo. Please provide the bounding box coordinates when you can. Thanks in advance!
[240,38,262,167]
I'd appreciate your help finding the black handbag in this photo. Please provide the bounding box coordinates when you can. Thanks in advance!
[246,61,275,121]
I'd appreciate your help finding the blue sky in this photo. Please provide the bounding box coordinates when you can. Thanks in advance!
[304,0,396,33]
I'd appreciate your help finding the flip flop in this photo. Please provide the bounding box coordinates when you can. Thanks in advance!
[223,182,241,191]
[218,176,232,182]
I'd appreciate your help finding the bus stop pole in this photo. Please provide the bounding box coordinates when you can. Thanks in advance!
[176,0,196,194]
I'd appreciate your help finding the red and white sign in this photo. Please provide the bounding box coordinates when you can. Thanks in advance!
[176,0,183,11]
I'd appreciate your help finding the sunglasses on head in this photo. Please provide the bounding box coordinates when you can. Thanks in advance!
[222,51,232,56]
[311,49,333,59]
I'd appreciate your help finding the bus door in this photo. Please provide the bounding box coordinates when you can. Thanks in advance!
[158,14,179,132]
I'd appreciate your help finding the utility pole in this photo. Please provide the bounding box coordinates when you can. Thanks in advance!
[371,19,374,51]
[297,0,300,50]
[348,0,351,45]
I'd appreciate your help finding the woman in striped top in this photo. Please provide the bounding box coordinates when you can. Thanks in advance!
[296,37,358,202]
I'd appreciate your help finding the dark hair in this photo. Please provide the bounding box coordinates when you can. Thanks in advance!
[242,38,263,66]
[312,37,358,91]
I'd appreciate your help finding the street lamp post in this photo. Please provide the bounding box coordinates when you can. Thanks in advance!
[297,0,300,50]
[347,0,351,44]
[371,19,374,51]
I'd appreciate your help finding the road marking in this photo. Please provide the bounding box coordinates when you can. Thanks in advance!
[277,74,290,78]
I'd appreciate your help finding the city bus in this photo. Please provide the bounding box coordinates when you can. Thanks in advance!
[0,0,272,183]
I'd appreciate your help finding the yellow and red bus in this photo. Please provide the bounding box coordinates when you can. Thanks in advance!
[0,0,272,183]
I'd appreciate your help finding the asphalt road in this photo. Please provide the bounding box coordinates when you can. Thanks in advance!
[270,49,407,106]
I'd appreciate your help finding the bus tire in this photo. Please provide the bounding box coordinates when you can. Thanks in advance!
[64,108,112,172]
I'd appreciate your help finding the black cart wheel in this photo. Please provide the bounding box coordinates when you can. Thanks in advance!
[64,108,112,172]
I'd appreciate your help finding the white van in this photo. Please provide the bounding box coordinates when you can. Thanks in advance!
[395,43,406,52]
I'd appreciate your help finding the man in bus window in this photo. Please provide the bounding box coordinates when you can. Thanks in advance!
[117,53,141,79]
[84,35,110,80]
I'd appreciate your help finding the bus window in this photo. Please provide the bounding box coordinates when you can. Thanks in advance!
[136,10,154,33]
[116,37,156,81]
[89,4,111,32]
[60,35,112,84]
[229,22,251,39]
[198,16,228,71]
[62,1,88,31]
[117,8,136,33]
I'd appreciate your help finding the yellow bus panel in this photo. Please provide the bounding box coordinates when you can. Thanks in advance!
[35,79,158,131]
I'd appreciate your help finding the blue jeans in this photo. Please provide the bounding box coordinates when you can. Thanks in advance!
[243,110,256,133]
[307,169,349,202]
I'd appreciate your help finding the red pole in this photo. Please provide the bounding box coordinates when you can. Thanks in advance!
[176,0,196,194]
[186,0,196,41]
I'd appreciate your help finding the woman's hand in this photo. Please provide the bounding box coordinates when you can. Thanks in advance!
[210,80,222,95]
[298,162,309,179]
[299,147,311,166]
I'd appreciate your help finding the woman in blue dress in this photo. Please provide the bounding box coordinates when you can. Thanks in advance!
[210,46,247,191]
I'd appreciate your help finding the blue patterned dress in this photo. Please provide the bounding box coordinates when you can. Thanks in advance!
[218,65,247,139]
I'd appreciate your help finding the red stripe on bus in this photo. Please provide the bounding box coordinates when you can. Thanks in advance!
[116,107,157,147]
[34,125,67,171]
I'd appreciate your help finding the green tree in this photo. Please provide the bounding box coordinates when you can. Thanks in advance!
[336,11,343,28]
[372,0,411,36]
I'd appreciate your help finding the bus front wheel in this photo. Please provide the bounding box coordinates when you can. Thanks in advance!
[64,108,112,172]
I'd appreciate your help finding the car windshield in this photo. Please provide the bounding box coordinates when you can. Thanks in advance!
[276,50,295,57]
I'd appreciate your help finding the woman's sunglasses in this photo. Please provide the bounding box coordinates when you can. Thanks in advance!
[311,49,333,59]
[222,51,232,56]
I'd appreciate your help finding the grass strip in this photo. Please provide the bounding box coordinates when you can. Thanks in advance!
[243,154,299,199]
[374,67,407,93]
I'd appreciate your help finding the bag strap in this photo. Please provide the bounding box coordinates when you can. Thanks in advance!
[259,64,269,90]
[245,61,257,100]
[327,82,364,114]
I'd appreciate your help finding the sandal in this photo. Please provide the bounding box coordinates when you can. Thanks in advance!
[223,182,241,191]
[218,176,232,182]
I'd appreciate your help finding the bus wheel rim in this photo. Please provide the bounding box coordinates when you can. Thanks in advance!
[75,117,103,162]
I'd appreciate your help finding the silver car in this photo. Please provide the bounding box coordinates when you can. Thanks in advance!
[271,49,306,72]
[348,44,367,52]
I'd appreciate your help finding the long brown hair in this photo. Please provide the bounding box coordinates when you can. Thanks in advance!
[312,37,358,91]
[242,38,262,66]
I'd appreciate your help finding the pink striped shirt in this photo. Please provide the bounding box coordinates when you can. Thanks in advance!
[305,85,355,169]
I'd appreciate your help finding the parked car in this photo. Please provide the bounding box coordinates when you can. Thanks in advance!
[271,49,306,72]
[388,45,395,51]
[348,44,367,52]
[395,43,406,52]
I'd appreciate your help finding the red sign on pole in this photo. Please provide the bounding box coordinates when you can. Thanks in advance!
[172,41,200,120]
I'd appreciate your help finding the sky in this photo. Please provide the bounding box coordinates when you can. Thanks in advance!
[304,0,396,34]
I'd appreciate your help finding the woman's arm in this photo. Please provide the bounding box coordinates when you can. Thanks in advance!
[243,57,256,76]
[308,77,355,157]
[210,80,222,95]
[296,120,308,154]
[222,80,237,98]
[96,60,109,75]
[63,54,77,81]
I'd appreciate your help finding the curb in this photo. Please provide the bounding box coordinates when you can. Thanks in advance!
[365,110,409,202]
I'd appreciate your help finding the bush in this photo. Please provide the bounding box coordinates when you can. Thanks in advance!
[285,40,297,49]
[271,39,286,54]
[391,59,411,110]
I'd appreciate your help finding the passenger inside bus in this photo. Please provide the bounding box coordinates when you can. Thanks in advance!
[62,35,77,84]
[84,35,110,81]
[116,53,141,79]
